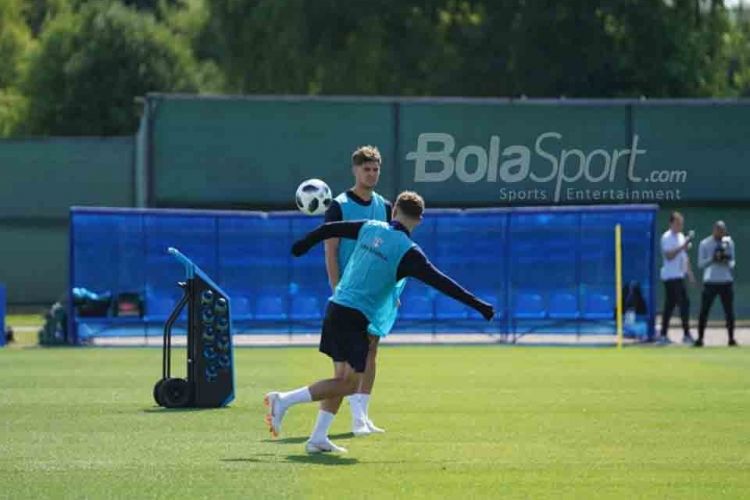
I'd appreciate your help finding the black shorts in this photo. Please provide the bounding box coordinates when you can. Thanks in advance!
[319,301,370,373]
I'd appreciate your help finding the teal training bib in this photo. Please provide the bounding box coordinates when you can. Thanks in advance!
[332,220,414,331]
[336,191,388,270]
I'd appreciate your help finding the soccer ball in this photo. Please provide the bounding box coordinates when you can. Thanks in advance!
[295,178,332,215]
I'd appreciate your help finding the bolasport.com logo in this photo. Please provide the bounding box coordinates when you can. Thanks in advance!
[405,132,687,203]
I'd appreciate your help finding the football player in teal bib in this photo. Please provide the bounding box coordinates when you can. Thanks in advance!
[323,145,395,436]
[265,192,495,453]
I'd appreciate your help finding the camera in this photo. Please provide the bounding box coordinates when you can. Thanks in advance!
[714,237,731,263]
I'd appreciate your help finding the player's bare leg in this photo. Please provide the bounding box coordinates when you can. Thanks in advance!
[264,361,360,443]
[360,337,378,395]
[310,361,360,403]
[350,336,384,435]
[307,362,360,453]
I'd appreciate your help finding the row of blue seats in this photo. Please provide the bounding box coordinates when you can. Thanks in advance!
[130,289,619,323]
[141,291,330,322]
[390,291,618,321]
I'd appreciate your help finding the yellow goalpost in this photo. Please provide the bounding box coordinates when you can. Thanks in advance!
[615,224,623,349]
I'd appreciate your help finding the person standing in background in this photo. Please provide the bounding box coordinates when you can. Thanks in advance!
[659,212,696,344]
[324,145,393,436]
[694,221,737,347]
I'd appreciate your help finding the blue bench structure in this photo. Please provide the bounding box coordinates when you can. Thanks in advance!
[68,205,657,343]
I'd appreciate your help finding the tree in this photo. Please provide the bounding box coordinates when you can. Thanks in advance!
[22,0,182,35]
[200,0,734,98]
[480,0,731,98]
[21,0,66,36]
[724,2,750,96]
[0,0,32,89]
[201,0,490,95]
[22,1,200,135]
[0,0,32,136]
[158,0,225,92]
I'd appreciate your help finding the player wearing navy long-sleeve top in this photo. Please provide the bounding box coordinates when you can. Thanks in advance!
[264,191,494,454]
[298,220,489,307]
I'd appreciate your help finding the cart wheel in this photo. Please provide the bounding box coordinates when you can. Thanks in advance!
[158,378,192,408]
[153,378,166,406]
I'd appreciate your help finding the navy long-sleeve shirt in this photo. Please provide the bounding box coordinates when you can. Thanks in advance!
[291,220,492,317]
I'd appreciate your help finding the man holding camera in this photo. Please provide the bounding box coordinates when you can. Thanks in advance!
[695,221,737,347]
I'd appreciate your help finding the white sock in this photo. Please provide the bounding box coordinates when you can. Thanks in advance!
[359,394,371,420]
[310,410,335,442]
[349,394,364,422]
[279,387,312,408]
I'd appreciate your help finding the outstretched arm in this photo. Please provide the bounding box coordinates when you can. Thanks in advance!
[397,247,494,320]
[291,221,365,257]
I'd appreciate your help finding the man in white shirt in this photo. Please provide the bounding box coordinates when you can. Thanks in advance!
[694,221,737,347]
[659,212,695,344]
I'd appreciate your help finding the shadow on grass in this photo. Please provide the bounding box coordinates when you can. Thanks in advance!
[141,407,223,413]
[328,432,356,440]
[220,452,355,466]
[285,454,358,466]
[262,432,355,444]
[263,436,308,444]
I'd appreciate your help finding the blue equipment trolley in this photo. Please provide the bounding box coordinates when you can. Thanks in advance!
[153,247,235,408]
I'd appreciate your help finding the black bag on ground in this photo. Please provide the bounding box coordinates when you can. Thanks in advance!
[621,281,648,315]
[39,300,68,345]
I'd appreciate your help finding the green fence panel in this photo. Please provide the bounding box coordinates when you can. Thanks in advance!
[151,97,397,207]
[0,137,133,218]
[147,96,750,208]
[633,104,750,202]
[0,137,132,304]
[0,223,67,304]
[398,102,633,205]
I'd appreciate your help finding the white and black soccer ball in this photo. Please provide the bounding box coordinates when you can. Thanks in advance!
[295,178,332,216]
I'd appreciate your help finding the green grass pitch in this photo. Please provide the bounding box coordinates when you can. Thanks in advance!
[1,345,749,499]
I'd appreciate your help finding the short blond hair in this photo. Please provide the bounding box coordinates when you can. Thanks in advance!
[395,191,425,219]
[352,145,382,166]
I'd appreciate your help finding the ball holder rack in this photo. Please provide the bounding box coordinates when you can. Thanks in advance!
[153,247,235,408]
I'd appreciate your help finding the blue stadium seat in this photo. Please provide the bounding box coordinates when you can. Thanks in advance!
[583,292,613,320]
[254,293,287,321]
[230,296,253,320]
[290,296,322,321]
[435,295,468,320]
[548,292,580,319]
[400,295,434,321]
[513,292,546,319]
[146,294,179,320]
